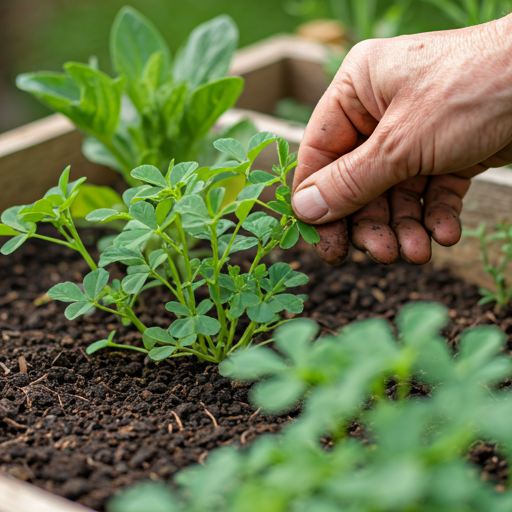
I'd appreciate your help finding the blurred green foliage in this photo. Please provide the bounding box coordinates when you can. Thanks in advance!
[2,0,298,132]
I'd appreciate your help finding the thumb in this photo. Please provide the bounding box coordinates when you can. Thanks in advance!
[292,130,405,224]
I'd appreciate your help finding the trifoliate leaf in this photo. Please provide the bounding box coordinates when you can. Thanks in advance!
[130,165,168,188]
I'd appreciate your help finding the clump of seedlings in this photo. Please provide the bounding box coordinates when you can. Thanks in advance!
[0,135,319,363]
[464,222,512,309]
[110,302,512,512]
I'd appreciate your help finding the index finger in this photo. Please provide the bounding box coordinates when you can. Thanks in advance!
[293,86,359,191]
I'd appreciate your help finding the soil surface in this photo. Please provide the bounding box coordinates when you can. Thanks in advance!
[0,232,511,510]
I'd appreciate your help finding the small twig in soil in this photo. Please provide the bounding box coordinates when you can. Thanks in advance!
[249,407,261,422]
[240,429,251,445]
[0,430,33,448]
[99,381,127,396]
[168,423,173,434]
[79,347,91,362]
[29,373,48,386]
[19,387,32,409]
[51,351,64,366]
[200,401,219,429]
[0,362,10,375]
[18,356,28,374]
[2,418,27,430]
[170,410,184,431]
[36,384,65,410]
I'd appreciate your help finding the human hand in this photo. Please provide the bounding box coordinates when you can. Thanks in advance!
[292,15,512,265]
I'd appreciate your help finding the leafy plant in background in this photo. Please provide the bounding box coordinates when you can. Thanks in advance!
[464,223,512,309]
[0,135,319,363]
[17,7,252,191]
[422,0,512,27]
[109,302,512,512]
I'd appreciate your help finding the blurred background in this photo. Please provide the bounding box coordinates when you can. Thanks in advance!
[1,0,511,133]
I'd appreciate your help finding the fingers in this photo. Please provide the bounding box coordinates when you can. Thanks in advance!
[292,122,406,224]
[350,194,399,265]
[314,220,350,266]
[293,88,359,192]
[390,177,432,265]
[424,174,471,246]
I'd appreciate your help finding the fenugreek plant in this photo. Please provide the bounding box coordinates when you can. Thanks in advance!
[0,135,319,363]
[109,302,512,512]
[464,222,512,308]
[17,7,253,213]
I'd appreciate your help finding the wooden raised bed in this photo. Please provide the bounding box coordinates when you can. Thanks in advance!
[0,35,511,511]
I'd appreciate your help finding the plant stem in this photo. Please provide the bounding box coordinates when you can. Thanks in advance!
[210,221,228,346]
[230,321,258,353]
[65,215,98,271]
[110,343,148,354]
[33,234,74,249]
[124,308,147,333]
[175,217,197,313]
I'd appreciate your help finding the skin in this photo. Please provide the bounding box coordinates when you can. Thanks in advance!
[292,14,512,265]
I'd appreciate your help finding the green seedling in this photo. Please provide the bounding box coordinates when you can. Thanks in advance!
[17,6,253,214]
[110,302,512,512]
[0,135,319,363]
[464,222,512,309]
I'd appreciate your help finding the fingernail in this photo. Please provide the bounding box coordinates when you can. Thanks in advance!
[292,186,329,221]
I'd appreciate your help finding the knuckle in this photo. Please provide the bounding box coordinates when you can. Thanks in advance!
[330,157,365,207]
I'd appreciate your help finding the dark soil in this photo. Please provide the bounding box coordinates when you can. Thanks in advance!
[0,233,511,510]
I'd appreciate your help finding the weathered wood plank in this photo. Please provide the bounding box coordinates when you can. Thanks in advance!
[0,473,95,512]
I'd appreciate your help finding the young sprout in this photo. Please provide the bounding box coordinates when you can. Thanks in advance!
[464,222,512,309]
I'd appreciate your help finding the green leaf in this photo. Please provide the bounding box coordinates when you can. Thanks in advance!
[99,246,145,267]
[229,291,261,318]
[110,6,170,110]
[274,318,319,359]
[208,187,225,215]
[195,316,221,336]
[213,138,247,163]
[19,64,124,138]
[248,170,276,184]
[197,299,214,316]
[1,206,33,233]
[65,301,94,320]
[122,272,150,295]
[184,77,244,140]
[218,234,258,255]
[0,224,20,237]
[277,138,290,168]
[280,223,299,249]
[71,185,125,219]
[48,282,87,303]
[175,195,209,218]
[129,202,158,230]
[271,293,304,314]
[143,327,176,350]
[86,208,127,223]
[248,132,278,162]
[252,377,308,413]
[20,199,57,222]
[149,346,177,362]
[58,166,71,197]
[114,229,153,251]
[169,317,195,338]
[131,165,168,188]
[169,162,199,187]
[165,302,191,317]
[83,268,109,300]
[220,347,287,380]
[247,303,276,324]
[237,184,265,202]
[178,334,197,347]
[267,200,294,216]
[149,249,167,270]
[269,262,293,288]
[0,234,28,255]
[86,339,110,355]
[243,213,280,244]
[173,15,238,89]
[298,220,320,244]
